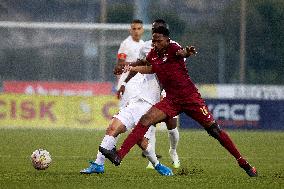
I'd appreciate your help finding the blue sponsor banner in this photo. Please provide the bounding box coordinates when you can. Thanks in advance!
[180,99,284,130]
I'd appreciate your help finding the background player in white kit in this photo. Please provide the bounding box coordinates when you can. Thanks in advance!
[80,19,173,176]
[117,19,181,169]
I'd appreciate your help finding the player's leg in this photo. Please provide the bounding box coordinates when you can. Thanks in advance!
[165,117,180,168]
[142,126,162,160]
[100,98,177,165]
[99,106,168,165]
[144,125,156,169]
[81,104,136,174]
[95,118,126,163]
[137,135,173,176]
[139,138,174,176]
[80,117,126,174]
[204,121,257,177]
[117,106,167,159]
[124,101,162,169]
[138,136,159,167]
[185,100,257,177]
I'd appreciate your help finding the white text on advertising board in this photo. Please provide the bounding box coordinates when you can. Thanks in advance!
[208,104,260,121]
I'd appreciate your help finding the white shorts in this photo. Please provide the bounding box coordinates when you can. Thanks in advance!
[113,100,155,139]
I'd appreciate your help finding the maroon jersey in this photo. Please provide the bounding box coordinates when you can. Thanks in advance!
[146,42,199,99]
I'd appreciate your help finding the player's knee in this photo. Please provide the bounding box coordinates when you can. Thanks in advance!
[205,122,222,139]
[106,123,125,137]
[140,114,153,126]
[166,118,177,130]
[105,125,116,136]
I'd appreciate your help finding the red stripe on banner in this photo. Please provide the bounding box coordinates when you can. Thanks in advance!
[3,81,113,96]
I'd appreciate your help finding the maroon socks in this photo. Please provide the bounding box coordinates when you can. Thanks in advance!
[117,122,149,159]
[218,130,242,160]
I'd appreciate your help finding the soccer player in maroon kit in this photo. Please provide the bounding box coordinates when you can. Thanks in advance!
[100,26,257,177]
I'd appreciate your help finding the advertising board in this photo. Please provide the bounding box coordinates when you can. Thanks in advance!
[0,94,119,129]
[180,99,284,130]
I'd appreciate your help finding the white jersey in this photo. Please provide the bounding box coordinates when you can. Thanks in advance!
[118,36,144,63]
[139,39,183,98]
[117,36,145,108]
[137,40,161,105]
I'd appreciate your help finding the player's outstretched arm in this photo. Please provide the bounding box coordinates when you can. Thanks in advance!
[115,58,151,98]
[114,64,125,75]
[128,58,149,66]
[124,65,153,74]
[113,59,149,75]
[176,46,197,58]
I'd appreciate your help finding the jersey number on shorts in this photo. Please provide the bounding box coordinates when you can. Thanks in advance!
[200,106,209,116]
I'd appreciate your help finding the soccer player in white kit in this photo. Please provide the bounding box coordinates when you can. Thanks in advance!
[80,19,173,176]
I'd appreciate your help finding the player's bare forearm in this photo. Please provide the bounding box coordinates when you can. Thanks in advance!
[123,64,153,74]
[127,58,149,67]
[176,46,197,58]
[114,59,150,75]
[114,64,124,75]
[129,65,153,74]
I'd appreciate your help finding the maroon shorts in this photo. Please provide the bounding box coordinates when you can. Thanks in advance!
[154,93,214,125]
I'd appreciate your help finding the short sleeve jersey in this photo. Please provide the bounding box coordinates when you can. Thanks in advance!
[117,36,145,108]
[146,42,199,99]
[118,36,144,62]
[137,40,161,105]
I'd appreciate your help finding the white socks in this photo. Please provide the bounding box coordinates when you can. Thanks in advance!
[95,151,105,165]
[143,143,159,167]
[149,126,179,152]
[147,126,157,166]
[168,128,179,151]
[95,135,117,165]
[148,126,156,153]
[94,128,179,166]
[146,126,180,166]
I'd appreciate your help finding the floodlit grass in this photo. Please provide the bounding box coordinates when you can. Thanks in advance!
[0,128,283,189]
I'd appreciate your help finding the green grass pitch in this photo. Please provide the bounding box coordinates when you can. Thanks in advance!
[0,128,283,189]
